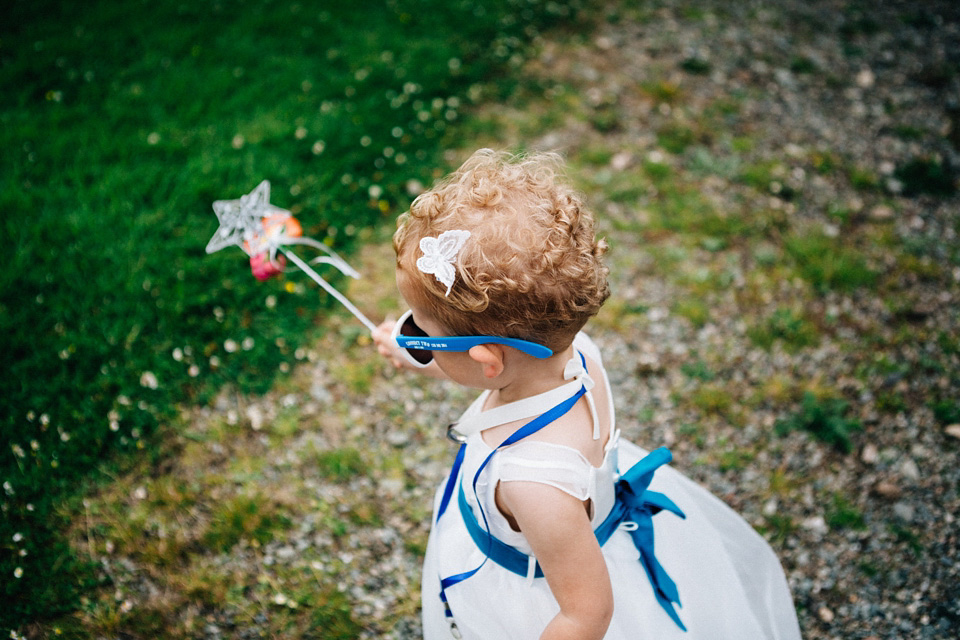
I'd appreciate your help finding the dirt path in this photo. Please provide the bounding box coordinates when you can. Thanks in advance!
[61,1,959,638]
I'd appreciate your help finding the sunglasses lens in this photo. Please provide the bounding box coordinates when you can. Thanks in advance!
[400,315,433,365]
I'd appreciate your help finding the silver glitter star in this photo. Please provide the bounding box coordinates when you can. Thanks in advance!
[205,180,290,256]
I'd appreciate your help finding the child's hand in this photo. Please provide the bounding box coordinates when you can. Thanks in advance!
[373,316,449,379]
[373,317,407,370]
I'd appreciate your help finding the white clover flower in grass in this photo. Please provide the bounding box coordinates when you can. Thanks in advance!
[172,347,184,361]
[11,445,24,458]
[13,567,23,579]
[265,294,277,309]
[12,532,22,542]
[224,339,238,353]
[242,337,255,351]
[311,140,325,155]
[209,356,220,368]
[4,481,14,496]
[188,365,200,378]
[140,371,158,389]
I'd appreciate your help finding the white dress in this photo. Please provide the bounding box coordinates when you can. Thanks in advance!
[421,334,802,640]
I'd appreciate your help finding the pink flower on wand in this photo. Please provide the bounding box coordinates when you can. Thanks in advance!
[250,252,286,281]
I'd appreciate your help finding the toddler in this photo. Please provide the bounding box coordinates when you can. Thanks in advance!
[373,149,801,640]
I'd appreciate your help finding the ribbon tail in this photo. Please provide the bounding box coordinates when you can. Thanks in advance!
[279,246,378,334]
[643,490,686,519]
[630,518,687,632]
[281,235,361,278]
[638,546,687,632]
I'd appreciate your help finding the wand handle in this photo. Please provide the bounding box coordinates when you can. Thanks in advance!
[279,246,378,334]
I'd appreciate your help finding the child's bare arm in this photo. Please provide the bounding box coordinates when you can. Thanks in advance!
[498,481,614,640]
[372,318,450,379]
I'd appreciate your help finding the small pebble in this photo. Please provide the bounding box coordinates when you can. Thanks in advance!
[900,458,920,482]
[893,502,915,522]
[873,481,902,499]
[246,405,264,431]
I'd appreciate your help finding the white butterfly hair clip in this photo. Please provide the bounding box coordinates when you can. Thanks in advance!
[416,229,471,296]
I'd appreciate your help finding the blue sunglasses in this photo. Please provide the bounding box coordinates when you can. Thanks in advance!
[390,309,553,368]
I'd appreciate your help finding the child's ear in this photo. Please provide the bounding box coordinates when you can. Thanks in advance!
[468,344,505,379]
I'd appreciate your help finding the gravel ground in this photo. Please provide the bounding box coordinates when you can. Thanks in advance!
[65,1,959,639]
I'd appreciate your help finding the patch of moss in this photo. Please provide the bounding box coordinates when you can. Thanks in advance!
[203,494,292,552]
[894,156,957,196]
[775,391,862,454]
[316,447,366,481]
[826,492,867,530]
[784,233,877,293]
[747,308,820,353]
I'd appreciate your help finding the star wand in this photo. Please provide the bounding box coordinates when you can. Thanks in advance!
[205,180,378,334]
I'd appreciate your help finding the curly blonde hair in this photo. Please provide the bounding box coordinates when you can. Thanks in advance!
[394,149,609,353]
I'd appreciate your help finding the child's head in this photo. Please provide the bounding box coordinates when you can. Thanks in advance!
[394,149,609,354]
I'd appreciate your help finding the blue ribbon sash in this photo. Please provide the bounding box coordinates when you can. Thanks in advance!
[459,446,687,631]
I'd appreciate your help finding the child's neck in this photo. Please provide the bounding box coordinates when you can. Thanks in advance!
[489,344,576,406]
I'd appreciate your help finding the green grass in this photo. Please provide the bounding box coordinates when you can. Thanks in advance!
[315,447,366,481]
[775,391,862,454]
[784,232,877,293]
[0,0,583,626]
[894,156,957,196]
[747,308,820,353]
[826,492,867,531]
[203,494,292,553]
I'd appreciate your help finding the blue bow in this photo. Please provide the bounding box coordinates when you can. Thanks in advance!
[456,444,689,632]
[597,447,687,631]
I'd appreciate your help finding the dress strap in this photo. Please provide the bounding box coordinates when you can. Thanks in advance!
[452,350,599,439]
[436,361,589,637]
